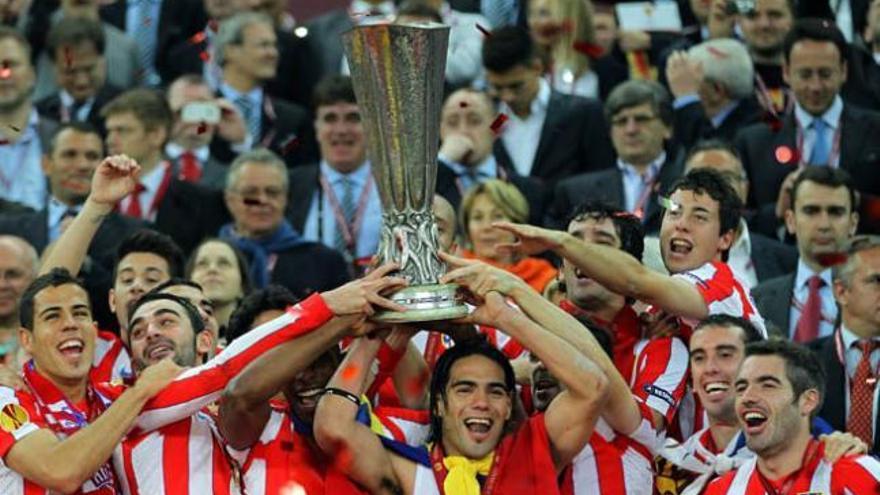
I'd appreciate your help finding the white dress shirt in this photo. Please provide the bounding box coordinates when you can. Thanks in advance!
[793,95,843,167]
[727,219,758,288]
[499,78,551,177]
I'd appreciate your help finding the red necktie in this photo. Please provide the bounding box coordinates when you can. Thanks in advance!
[794,276,823,343]
[848,340,879,445]
[123,183,147,219]
[178,151,202,182]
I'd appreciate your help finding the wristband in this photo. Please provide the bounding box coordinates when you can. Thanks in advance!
[323,387,360,406]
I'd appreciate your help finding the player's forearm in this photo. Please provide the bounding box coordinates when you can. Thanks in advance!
[390,342,430,409]
[556,234,655,301]
[38,199,110,276]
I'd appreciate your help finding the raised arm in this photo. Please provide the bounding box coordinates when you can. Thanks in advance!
[440,254,645,435]
[220,264,407,449]
[39,155,141,276]
[493,222,709,320]
[5,360,179,493]
[468,291,608,470]
[314,337,414,495]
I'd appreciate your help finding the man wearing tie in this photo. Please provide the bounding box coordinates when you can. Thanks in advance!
[811,237,880,454]
[753,167,859,342]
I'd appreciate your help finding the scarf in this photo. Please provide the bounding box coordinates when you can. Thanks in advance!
[443,452,495,495]
[219,220,307,288]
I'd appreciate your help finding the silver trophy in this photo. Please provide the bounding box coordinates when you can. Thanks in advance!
[343,22,468,323]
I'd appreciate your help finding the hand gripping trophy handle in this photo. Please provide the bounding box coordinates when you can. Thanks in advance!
[343,22,468,322]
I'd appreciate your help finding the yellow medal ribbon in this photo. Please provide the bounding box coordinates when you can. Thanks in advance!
[442,452,495,495]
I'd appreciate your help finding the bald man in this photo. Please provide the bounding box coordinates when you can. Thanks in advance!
[0,236,38,366]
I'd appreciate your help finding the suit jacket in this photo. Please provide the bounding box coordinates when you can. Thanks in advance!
[843,46,880,112]
[211,95,318,169]
[286,164,320,233]
[34,85,122,136]
[304,10,352,83]
[434,160,547,226]
[810,332,880,455]
[268,242,351,300]
[494,91,615,186]
[751,273,794,338]
[170,154,227,191]
[33,16,139,102]
[749,232,798,282]
[735,103,880,216]
[99,0,207,79]
[154,179,230,255]
[545,147,685,233]
[673,96,764,150]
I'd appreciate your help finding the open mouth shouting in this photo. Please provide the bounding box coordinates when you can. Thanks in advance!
[740,409,769,435]
[463,417,494,443]
[58,338,85,362]
[295,388,324,410]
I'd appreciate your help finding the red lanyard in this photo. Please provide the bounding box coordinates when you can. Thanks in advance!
[137,161,174,220]
[429,438,510,495]
[795,119,842,168]
[318,173,373,255]
[754,72,793,120]
[834,328,880,383]
[755,439,820,495]
[632,166,660,221]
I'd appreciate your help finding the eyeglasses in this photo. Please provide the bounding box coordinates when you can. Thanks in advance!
[610,114,659,127]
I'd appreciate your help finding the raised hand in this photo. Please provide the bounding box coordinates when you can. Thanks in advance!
[215,98,248,145]
[819,431,868,462]
[439,252,528,300]
[321,263,408,317]
[665,51,704,98]
[458,290,516,328]
[492,221,567,257]
[89,154,141,208]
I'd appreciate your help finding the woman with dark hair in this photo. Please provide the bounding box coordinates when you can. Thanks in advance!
[186,238,252,334]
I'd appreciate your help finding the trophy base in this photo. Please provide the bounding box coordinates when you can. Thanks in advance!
[373,284,469,323]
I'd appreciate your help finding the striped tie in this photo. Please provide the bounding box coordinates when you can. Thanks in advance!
[133,0,158,84]
[235,96,261,141]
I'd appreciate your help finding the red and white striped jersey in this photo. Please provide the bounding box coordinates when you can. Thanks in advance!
[672,261,767,337]
[703,442,880,495]
[91,331,131,384]
[561,415,656,495]
[630,335,690,428]
[114,410,237,495]
[0,387,48,495]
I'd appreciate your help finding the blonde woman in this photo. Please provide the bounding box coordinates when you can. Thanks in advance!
[458,180,557,292]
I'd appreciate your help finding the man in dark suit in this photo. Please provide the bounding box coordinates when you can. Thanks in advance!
[161,0,318,109]
[101,88,230,255]
[305,0,395,83]
[164,74,244,190]
[211,12,317,168]
[641,139,797,287]
[736,19,880,235]
[286,75,382,269]
[35,17,122,136]
[435,88,545,225]
[842,1,880,110]
[222,149,350,297]
[548,80,683,234]
[481,26,615,186]
[99,0,207,86]
[665,38,764,150]
[810,238,880,454]
[752,167,859,343]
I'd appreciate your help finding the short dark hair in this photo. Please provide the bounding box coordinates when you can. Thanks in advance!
[226,285,299,344]
[667,168,743,237]
[604,80,674,127]
[783,18,848,66]
[482,26,537,73]
[46,16,105,61]
[151,277,204,295]
[685,138,743,168]
[397,1,443,22]
[566,200,645,261]
[46,121,102,156]
[128,291,205,335]
[113,229,185,282]
[744,339,825,418]
[694,314,763,345]
[20,268,90,330]
[790,166,857,212]
[100,89,174,135]
[428,338,515,443]
[312,75,357,109]
[185,238,253,297]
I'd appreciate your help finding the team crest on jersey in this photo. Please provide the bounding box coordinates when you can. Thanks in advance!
[0,403,29,432]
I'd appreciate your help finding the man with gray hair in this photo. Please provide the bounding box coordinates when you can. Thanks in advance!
[0,236,37,367]
[212,12,317,168]
[666,38,763,149]
[549,80,684,234]
[220,148,349,295]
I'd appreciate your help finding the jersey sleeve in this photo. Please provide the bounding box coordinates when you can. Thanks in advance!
[673,263,734,308]
[630,336,690,427]
[701,471,736,495]
[132,293,334,433]
[90,331,132,383]
[833,455,880,494]
[0,387,45,460]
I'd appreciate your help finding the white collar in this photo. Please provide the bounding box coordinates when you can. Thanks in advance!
[793,258,833,290]
[794,95,843,130]
[616,151,666,177]
[840,324,880,351]
[730,218,752,255]
[140,160,170,193]
[165,142,210,163]
[500,78,551,119]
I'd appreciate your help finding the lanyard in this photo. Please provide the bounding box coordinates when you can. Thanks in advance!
[755,439,820,495]
[795,120,842,168]
[429,438,510,495]
[754,72,793,120]
[632,167,660,222]
[834,328,880,385]
[141,161,174,220]
[318,173,373,256]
